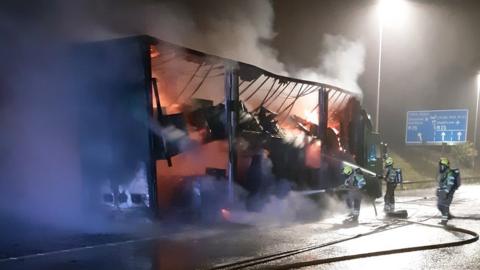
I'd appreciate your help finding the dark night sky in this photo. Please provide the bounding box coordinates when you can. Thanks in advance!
[272,0,480,146]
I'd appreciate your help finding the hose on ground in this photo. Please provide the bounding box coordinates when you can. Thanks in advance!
[210,219,478,270]
[268,222,478,270]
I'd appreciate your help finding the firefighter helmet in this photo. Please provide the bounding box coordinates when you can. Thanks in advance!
[439,157,450,167]
[342,165,353,176]
[385,157,394,166]
[439,157,450,173]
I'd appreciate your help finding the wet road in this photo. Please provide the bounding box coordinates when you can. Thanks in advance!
[1,185,479,270]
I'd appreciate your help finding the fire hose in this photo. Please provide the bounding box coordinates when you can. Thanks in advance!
[209,219,478,270]
[210,159,479,269]
[209,221,406,270]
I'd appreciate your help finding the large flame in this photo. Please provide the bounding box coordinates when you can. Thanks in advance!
[304,110,318,124]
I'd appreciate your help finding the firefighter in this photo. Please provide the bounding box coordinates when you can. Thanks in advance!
[383,157,398,213]
[341,165,366,224]
[436,157,461,225]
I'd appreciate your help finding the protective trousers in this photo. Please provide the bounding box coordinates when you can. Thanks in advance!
[384,182,397,212]
[346,189,362,217]
[437,189,453,221]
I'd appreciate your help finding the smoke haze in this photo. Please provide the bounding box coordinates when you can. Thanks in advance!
[0,0,366,232]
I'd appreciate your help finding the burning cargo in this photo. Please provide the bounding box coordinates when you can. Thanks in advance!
[76,35,384,221]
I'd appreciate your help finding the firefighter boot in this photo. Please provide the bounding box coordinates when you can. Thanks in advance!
[384,203,393,214]
[343,215,359,224]
[343,209,359,224]
[439,215,448,225]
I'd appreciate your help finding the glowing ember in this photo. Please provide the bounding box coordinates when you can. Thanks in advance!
[150,45,160,58]
[331,127,339,135]
[221,208,231,221]
[305,140,322,168]
[166,103,182,114]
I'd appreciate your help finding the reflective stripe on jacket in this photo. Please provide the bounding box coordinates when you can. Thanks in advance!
[344,173,366,189]
[437,170,456,193]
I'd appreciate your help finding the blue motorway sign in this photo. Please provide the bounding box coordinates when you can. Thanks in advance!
[405,109,468,145]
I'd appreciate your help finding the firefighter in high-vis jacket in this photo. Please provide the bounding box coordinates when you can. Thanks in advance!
[342,165,366,224]
[383,157,399,213]
[436,157,461,225]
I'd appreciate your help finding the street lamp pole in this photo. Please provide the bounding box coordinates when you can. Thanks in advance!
[473,73,480,168]
[375,0,408,133]
[375,16,384,133]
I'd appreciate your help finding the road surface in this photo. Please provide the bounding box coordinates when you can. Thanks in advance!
[1,185,479,270]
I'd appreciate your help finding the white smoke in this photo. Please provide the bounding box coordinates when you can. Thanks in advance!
[140,2,366,95]
[294,34,366,97]
[13,0,364,94]
[141,0,287,75]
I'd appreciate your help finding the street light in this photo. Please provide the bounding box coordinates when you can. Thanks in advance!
[472,73,480,169]
[474,72,480,148]
[375,0,409,133]
[377,0,409,26]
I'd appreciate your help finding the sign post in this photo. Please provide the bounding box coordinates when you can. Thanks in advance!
[405,109,468,145]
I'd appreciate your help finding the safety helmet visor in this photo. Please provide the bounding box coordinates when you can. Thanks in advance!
[342,166,353,176]
[439,158,450,173]
[385,157,394,167]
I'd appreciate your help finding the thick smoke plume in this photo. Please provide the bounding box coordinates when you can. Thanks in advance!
[294,34,366,96]
[59,0,288,75]
[141,1,365,94]
[65,0,365,92]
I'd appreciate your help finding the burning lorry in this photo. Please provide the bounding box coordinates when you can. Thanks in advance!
[75,35,385,221]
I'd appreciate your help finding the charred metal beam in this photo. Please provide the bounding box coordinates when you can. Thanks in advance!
[145,45,159,218]
[238,77,259,96]
[295,85,314,98]
[301,85,320,97]
[338,93,350,108]
[188,64,214,98]
[309,89,332,114]
[281,85,320,122]
[152,78,172,167]
[225,63,239,203]
[244,77,271,102]
[245,78,275,104]
[253,78,277,109]
[264,81,290,107]
[333,93,348,111]
[277,82,298,112]
[327,90,342,113]
[318,87,329,147]
[283,85,319,113]
[279,84,306,119]
[152,39,356,96]
[240,76,269,98]
[175,62,204,102]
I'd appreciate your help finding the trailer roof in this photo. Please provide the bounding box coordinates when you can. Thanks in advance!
[144,35,356,97]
